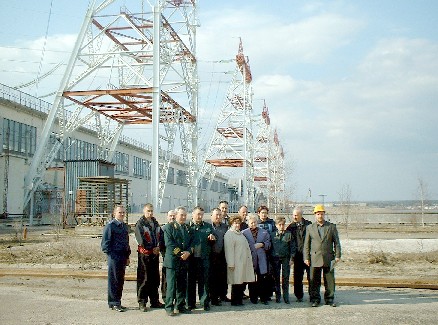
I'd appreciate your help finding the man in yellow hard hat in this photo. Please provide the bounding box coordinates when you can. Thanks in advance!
[304,205,341,307]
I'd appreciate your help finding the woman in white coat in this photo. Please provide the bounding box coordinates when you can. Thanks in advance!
[224,215,255,306]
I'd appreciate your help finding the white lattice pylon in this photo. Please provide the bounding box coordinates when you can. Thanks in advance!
[199,39,254,211]
[23,0,199,218]
[253,101,272,207]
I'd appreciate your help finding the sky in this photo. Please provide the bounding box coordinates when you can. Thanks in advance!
[0,0,437,202]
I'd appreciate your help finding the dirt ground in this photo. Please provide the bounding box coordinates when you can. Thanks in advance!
[0,224,437,324]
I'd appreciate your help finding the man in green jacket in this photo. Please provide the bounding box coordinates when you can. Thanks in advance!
[187,206,216,311]
[163,206,194,316]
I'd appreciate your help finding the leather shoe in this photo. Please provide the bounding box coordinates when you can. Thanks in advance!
[311,301,319,307]
[325,301,337,307]
[231,302,243,306]
[139,303,147,312]
[221,296,232,302]
[111,305,125,312]
[150,302,165,308]
[284,299,290,304]
[178,308,192,314]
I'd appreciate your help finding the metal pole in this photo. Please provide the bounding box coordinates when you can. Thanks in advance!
[151,5,161,209]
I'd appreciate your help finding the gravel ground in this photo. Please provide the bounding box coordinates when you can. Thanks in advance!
[0,276,437,325]
[0,225,437,324]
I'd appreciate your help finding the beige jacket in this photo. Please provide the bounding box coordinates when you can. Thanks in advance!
[224,229,255,284]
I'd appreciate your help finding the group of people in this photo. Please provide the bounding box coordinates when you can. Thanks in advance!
[100,201,342,315]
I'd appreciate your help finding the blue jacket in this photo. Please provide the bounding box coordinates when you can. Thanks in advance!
[101,218,131,260]
[242,227,271,275]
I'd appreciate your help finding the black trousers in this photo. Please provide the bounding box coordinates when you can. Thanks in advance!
[309,266,335,303]
[248,271,270,303]
[209,252,227,302]
[231,283,245,305]
[187,257,210,308]
[107,255,126,307]
[137,252,160,304]
[161,266,167,299]
[293,252,310,299]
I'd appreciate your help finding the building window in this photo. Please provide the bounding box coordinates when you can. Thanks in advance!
[133,156,147,177]
[211,180,218,192]
[2,118,36,156]
[176,169,187,186]
[114,151,129,174]
[167,167,174,184]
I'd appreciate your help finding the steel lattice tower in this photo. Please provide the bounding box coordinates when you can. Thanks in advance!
[199,39,254,211]
[23,0,199,220]
[271,129,285,212]
[253,101,272,207]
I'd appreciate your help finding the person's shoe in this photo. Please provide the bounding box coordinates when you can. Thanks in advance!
[150,302,165,308]
[166,311,176,316]
[284,299,290,304]
[311,301,319,307]
[325,300,337,307]
[261,300,269,305]
[221,296,232,302]
[250,299,258,304]
[231,302,243,306]
[178,308,192,314]
[187,305,196,310]
[275,296,281,303]
[211,300,222,306]
[139,303,147,312]
[204,304,211,311]
[242,294,250,300]
[111,305,125,312]
[296,298,303,302]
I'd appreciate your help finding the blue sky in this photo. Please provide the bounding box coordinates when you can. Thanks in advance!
[1,0,437,202]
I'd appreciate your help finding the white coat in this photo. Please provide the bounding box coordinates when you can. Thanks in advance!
[224,228,255,285]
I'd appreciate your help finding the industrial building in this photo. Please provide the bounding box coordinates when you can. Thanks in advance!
[0,83,232,223]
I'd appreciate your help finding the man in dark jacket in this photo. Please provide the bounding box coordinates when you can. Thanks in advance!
[187,206,216,311]
[101,205,131,312]
[134,203,164,311]
[163,206,194,316]
[287,207,312,302]
[209,208,229,306]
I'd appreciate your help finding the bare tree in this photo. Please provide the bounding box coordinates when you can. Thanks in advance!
[338,184,352,238]
[417,177,429,227]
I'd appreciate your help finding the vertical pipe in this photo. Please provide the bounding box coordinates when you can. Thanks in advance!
[151,5,161,209]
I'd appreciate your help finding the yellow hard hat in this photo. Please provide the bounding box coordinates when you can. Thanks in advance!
[313,204,325,213]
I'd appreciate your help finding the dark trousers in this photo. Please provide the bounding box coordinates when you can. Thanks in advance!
[209,252,228,302]
[248,272,270,303]
[161,266,167,299]
[293,252,310,299]
[107,255,126,307]
[165,262,189,313]
[137,252,160,304]
[272,256,291,301]
[309,266,335,303]
[187,257,210,308]
[231,284,244,305]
